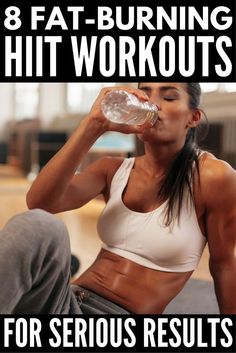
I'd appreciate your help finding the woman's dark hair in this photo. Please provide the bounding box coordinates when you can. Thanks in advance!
[158,83,204,226]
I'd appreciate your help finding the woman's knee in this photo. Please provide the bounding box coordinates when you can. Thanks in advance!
[2,209,70,250]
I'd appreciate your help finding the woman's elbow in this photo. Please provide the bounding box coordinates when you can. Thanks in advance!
[209,256,235,277]
[26,190,35,209]
[26,191,61,214]
[26,191,47,211]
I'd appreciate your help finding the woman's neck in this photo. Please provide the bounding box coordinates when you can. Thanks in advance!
[141,141,184,177]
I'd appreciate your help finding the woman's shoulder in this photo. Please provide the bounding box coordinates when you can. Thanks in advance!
[92,156,125,177]
[198,151,236,202]
[198,151,235,181]
[98,155,125,167]
[95,156,127,198]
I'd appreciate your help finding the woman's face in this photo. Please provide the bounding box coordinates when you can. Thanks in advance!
[138,82,200,144]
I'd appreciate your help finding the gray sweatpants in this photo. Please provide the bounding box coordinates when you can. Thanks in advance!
[0,209,129,315]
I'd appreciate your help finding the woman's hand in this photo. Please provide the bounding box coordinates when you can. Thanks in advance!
[82,85,153,135]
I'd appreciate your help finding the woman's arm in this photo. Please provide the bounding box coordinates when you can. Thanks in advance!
[26,86,149,213]
[27,117,108,213]
[202,157,236,314]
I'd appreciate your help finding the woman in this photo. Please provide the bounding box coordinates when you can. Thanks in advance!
[3,82,235,314]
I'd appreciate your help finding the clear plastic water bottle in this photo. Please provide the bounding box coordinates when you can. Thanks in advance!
[101,90,158,125]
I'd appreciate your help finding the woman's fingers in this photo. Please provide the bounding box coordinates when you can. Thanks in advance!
[85,85,152,134]
[107,120,153,134]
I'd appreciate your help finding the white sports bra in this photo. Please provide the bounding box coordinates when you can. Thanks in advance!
[97,157,207,272]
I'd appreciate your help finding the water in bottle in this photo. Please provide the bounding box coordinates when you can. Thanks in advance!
[101,90,158,125]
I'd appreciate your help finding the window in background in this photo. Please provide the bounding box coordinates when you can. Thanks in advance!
[14,83,39,121]
[67,83,118,114]
[200,83,236,93]
[223,83,236,92]
[200,83,218,92]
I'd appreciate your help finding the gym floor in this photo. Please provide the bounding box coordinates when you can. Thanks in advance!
[0,163,212,282]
